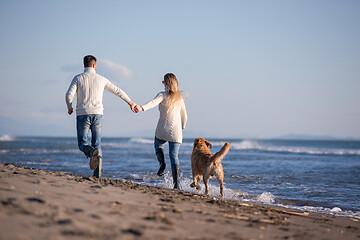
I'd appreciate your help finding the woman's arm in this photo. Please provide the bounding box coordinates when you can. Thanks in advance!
[180,100,187,129]
[140,92,165,111]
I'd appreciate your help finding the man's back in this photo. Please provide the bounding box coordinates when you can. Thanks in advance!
[73,68,107,115]
[66,67,131,116]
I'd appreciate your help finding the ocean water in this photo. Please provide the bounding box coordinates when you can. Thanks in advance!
[0,135,359,219]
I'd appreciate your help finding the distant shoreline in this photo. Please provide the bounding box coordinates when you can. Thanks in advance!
[1,134,360,141]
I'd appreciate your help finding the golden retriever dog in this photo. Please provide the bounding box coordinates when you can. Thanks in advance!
[190,138,231,197]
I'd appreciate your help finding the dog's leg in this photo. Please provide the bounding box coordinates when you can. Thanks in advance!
[204,175,210,195]
[190,174,198,188]
[215,170,224,197]
[195,176,201,190]
[216,176,224,197]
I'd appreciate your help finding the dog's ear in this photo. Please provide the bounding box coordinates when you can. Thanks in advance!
[193,138,199,147]
[205,140,212,149]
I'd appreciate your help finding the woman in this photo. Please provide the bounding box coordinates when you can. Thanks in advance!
[136,73,187,189]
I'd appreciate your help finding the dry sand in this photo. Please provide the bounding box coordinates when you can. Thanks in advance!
[0,162,359,240]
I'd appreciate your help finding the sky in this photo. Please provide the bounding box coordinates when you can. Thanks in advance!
[0,0,359,139]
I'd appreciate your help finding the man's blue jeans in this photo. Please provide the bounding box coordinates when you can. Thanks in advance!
[76,114,102,157]
[154,137,180,165]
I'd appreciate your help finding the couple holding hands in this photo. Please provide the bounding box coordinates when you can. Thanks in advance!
[65,55,187,189]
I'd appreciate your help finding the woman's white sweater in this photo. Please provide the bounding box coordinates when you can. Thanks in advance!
[142,91,187,143]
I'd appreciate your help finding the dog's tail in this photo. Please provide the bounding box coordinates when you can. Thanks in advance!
[211,142,231,164]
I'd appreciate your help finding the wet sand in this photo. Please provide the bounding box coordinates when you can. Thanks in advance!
[0,162,359,240]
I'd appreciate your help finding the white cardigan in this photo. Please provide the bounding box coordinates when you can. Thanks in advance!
[142,91,187,143]
[65,67,132,116]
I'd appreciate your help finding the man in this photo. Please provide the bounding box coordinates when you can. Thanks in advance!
[66,55,136,178]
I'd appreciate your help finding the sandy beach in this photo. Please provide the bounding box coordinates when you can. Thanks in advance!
[0,162,359,240]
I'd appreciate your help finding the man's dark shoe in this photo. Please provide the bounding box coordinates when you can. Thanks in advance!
[85,146,99,170]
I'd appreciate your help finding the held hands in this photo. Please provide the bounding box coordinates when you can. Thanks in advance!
[129,101,137,113]
[129,101,143,113]
[134,105,143,113]
[68,108,73,115]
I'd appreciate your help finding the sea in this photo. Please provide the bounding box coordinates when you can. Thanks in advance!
[0,135,359,219]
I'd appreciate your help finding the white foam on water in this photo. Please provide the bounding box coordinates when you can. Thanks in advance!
[148,171,241,198]
[277,204,360,219]
[231,140,262,150]
[17,148,78,154]
[147,171,273,205]
[101,142,123,148]
[256,192,276,204]
[129,138,154,144]
[102,138,360,156]
[331,207,342,212]
[229,140,360,156]
[0,135,15,141]
[130,173,143,180]
[25,161,51,166]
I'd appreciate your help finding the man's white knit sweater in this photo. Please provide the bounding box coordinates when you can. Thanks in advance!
[142,91,187,143]
[65,67,131,116]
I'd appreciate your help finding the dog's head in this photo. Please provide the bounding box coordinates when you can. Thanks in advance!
[193,138,212,149]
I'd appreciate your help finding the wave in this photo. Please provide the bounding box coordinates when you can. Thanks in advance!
[125,138,360,155]
[226,140,360,156]
[16,148,78,154]
[0,135,15,141]
[129,138,154,144]
[276,204,360,219]
[256,192,276,204]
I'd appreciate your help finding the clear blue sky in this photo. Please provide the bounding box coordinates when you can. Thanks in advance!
[0,0,359,139]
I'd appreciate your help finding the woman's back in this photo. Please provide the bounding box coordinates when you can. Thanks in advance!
[142,91,187,143]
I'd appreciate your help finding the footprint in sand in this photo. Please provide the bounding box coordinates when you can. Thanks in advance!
[57,219,73,225]
[122,228,143,236]
[26,197,45,204]
[144,212,173,225]
[73,208,84,213]
[61,230,88,237]
[1,197,18,207]
[90,214,101,219]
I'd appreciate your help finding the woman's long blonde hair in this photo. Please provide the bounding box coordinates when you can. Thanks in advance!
[163,73,182,112]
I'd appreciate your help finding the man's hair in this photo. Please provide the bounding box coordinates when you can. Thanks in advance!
[83,55,97,68]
